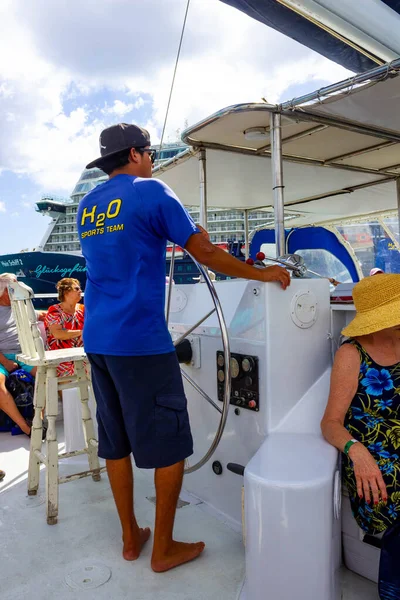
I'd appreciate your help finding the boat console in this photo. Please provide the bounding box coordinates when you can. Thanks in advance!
[168,276,340,599]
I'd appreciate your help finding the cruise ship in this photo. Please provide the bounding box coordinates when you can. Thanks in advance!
[0,142,275,302]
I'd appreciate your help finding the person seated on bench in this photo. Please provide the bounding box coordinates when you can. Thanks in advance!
[45,278,84,377]
[322,274,400,594]
[0,273,38,436]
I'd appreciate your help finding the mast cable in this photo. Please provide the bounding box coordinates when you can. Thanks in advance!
[158,0,191,157]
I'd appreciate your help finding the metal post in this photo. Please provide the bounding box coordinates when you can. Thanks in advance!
[165,244,176,323]
[270,112,285,257]
[199,149,208,229]
[244,210,250,260]
[397,178,400,240]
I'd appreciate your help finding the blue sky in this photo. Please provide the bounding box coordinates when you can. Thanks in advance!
[0,0,349,255]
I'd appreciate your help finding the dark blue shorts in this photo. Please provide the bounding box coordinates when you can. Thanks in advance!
[87,351,193,468]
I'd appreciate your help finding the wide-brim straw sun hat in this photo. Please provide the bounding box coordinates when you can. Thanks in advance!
[342,273,400,337]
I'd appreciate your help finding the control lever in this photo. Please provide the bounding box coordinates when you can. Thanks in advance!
[247,252,328,281]
[227,463,245,477]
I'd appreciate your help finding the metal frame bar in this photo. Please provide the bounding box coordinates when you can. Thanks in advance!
[183,94,400,155]
[152,146,195,176]
[198,148,208,229]
[281,175,395,209]
[256,124,329,154]
[324,141,398,165]
[180,139,396,178]
[279,58,400,111]
[379,161,400,172]
[284,109,400,145]
[244,210,250,260]
[271,113,285,256]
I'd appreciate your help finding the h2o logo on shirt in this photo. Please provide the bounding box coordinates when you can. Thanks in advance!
[80,199,124,238]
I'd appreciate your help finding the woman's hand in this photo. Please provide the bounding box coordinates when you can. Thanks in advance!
[1,358,18,373]
[349,443,387,504]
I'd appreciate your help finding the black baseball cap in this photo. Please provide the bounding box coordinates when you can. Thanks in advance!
[86,123,151,169]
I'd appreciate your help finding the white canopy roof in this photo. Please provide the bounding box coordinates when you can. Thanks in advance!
[155,62,400,226]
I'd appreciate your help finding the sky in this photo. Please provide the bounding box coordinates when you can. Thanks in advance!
[0,0,349,254]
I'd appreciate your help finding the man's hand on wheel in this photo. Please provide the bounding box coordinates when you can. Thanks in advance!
[259,265,291,290]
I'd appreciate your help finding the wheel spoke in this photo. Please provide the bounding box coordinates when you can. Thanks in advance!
[181,369,222,414]
[165,243,176,323]
[173,308,215,347]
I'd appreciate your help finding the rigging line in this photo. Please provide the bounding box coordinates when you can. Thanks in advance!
[158,0,191,156]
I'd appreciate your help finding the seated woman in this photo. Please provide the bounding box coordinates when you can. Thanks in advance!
[45,278,84,377]
[321,273,400,596]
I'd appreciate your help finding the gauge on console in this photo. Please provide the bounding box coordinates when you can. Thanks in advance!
[242,357,254,373]
[217,369,225,382]
[230,357,240,379]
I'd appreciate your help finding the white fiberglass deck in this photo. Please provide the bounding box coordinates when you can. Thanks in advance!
[0,429,245,600]
[0,428,377,600]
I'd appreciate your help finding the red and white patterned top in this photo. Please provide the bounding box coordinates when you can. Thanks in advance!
[45,303,84,377]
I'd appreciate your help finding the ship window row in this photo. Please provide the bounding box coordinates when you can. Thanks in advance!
[71,182,96,195]
[80,169,106,180]
[208,224,244,233]
[45,243,80,252]
[48,236,79,243]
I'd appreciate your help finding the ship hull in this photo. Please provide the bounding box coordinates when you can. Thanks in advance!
[0,250,238,307]
[0,251,87,308]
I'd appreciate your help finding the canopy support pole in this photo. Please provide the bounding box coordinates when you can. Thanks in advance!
[199,149,208,229]
[270,113,285,257]
[244,209,250,260]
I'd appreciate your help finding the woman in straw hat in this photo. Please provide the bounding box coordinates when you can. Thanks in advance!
[321,273,400,596]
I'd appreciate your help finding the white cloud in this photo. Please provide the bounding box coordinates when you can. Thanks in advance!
[11,212,19,218]
[0,201,6,213]
[0,0,350,194]
[102,98,145,118]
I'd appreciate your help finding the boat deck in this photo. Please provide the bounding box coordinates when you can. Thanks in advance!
[0,430,378,600]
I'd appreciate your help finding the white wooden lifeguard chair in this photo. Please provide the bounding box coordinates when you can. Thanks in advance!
[8,280,105,524]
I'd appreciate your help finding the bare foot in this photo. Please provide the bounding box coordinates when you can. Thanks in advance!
[123,527,151,561]
[151,540,205,573]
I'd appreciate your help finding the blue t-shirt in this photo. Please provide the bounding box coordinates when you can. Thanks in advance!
[77,174,199,355]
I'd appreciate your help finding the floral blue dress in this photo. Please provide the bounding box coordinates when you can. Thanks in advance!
[343,340,400,535]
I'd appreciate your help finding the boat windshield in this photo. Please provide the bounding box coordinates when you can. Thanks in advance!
[336,217,400,277]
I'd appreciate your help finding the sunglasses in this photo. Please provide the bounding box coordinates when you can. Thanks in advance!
[136,147,157,165]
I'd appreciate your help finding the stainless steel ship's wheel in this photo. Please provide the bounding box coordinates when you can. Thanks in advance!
[166,252,231,474]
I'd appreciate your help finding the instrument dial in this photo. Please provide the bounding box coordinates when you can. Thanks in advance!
[217,369,225,383]
[230,358,240,379]
[242,357,254,372]
[217,354,225,367]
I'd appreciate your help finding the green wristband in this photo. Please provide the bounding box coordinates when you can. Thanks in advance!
[344,439,358,456]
